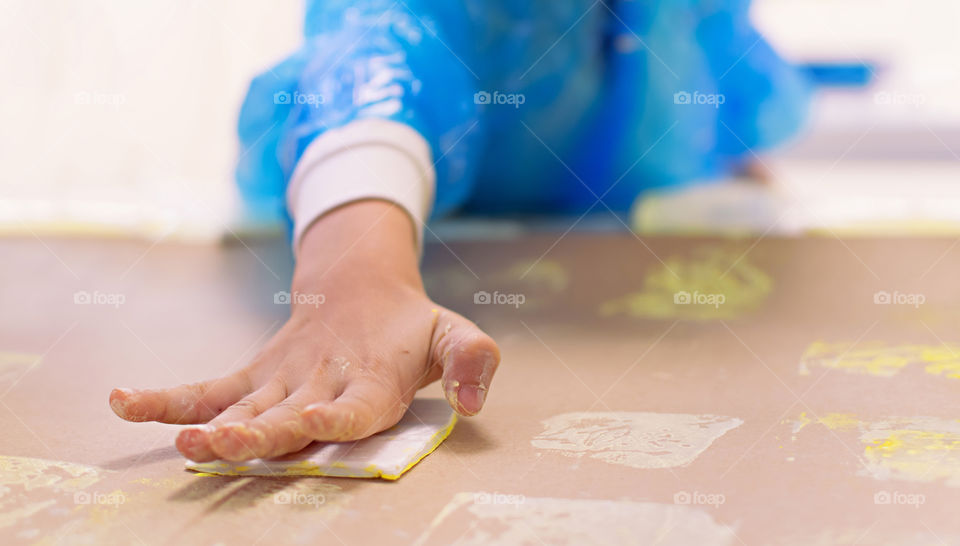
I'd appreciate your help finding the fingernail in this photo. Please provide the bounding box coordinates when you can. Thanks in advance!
[110,388,141,420]
[456,384,487,416]
[304,402,329,413]
[303,405,353,440]
[177,427,206,448]
[212,423,261,459]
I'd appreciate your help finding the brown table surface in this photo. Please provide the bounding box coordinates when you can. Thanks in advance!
[2,233,960,546]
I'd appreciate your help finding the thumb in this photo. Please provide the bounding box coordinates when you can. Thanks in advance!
[428,308,501,416]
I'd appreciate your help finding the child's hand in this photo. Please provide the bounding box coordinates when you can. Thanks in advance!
[109,201,500,462]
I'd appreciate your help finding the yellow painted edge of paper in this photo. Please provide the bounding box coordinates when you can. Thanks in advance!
[378,412,459,481]
[185,410,458,481]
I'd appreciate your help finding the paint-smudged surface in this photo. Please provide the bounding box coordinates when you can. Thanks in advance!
[861,417,960,486]
[423,259,569,309]
[790,412,860,434]
[599,246,772,320]
[0,456,105,531]
[532,412,743,469]
[502,259,569,293]
[0,462,349,544]
[798,341,960,378]
[790,413,960,487]
[415,494,736,546]
[188,398,456,480]
[0,352,41,384]
[770,527,960,546]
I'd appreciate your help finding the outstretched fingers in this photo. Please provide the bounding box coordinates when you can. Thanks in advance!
[175,377,288,462]
[109,369,254,424]
[302,380,409,442]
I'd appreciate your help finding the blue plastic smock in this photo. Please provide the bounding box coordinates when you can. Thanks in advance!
[235,0,811,223]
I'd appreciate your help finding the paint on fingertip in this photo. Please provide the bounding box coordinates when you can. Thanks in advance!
[532,412,743,469]
[443,379,461,408]
[108,389,144,421]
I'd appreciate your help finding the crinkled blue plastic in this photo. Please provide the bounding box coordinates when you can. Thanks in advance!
[235,0,812,223]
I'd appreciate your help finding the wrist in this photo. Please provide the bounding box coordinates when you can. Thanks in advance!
[291,200,424,294]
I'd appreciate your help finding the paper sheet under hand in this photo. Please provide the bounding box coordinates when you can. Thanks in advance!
[185,398,457,480]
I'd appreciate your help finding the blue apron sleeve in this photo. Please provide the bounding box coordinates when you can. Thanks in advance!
[234,0,486,226]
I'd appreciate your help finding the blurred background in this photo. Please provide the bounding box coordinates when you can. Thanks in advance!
[2,0,959,241]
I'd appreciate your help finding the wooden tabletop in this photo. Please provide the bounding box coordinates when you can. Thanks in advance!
[2,234,960,545]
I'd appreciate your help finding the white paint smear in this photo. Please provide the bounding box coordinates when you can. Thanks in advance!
[415,494,736,546]
[532,412,743,469]
[0,456,105,530]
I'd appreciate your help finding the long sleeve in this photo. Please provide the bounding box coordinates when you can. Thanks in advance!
[234,0,487,252]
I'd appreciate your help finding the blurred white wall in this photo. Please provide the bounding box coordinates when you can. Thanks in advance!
[753,0,960,160]
[0,0,301,239]
[1,1,957,240]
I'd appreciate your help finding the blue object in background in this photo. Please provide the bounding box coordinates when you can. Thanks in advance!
[235,0,813,226]
[800,62,876,88]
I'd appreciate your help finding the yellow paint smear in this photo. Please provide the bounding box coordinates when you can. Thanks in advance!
[789,414,960,487]
[788,412,859,435]
[599,246,772,320]
[861,418,960,486]
[501,260,569,293]
[424,259,569,310]
[800,341,960,379]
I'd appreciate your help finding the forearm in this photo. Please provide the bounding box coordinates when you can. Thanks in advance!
[292,200,424,296]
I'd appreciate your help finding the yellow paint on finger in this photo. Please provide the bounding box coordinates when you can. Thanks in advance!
[599,246,772,321]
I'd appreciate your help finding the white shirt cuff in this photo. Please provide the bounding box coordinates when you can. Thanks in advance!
[286,119,436,257]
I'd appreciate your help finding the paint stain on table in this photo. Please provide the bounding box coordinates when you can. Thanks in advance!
[414,493,736,546]
[0,456,106,533]
[790,413,960,486]
[599,246,772,320]
[0,352,42,384]
[531,412,743,470]
[798,341,960,379]
[861,417,960,486]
